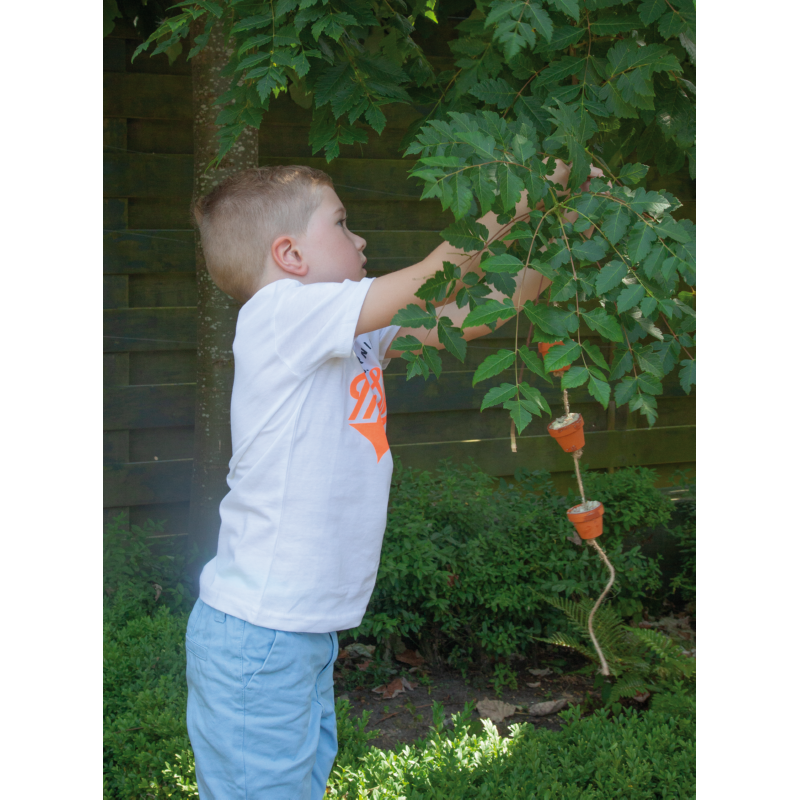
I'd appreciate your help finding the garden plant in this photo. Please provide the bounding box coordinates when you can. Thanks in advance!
[111,1,697,794]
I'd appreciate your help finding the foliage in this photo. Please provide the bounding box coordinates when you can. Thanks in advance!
[536,593,695,707]
[580,465,673,538]
[132,0,440,162]
[104,517,382,798]
[132,0,696,427]
[669,493,695,605]
[104,517,196,799]
[329,702,696,798]
[351,461,664,686]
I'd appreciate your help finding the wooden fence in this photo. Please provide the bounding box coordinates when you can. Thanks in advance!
[103,24,695,543]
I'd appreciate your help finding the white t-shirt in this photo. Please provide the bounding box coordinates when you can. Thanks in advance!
[198,277,400,633]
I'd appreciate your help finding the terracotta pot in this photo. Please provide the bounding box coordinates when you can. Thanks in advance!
[567,502,604,540]
[547,414,585,453]
[537,341,570,376]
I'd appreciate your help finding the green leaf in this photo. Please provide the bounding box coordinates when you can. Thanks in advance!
[523,302,569,336]
[587,374,611,408]
[389,335,422,352]
[582,308,624,342]
[571,238,608,262]
[401,351,430,381]
[638,0,667,25]
[473,349,517,385]
[627,221,657,263]
[480,383,518,411]
[543,340,581,371]
[440,218,490,251]
[462,299,516,329]
[470,78,518,110]
[640,296,657,318]
[519,345,553,384]
[618,162,649,185]
[503,399,533,434]
[417,269,453,303]
[438,318,467,363]
[595,260,628,295]
[616,283,646,313]
[528,3,555,42]
[615,376,637,405]
[496,162,525,212]
[392,303,437,329]
[679,359,695,394]
[546,0,580,22]
[422,345,443,379]
[481,253,525,273]
[637,372,663,395]
[582,342,609,370]
[637,348,665,378]
[654,219,691,243]
[519,382,551,415]
[642,243,667,278]
[561,366,589,388]
[601,205,631,246]
[609,349,633,381]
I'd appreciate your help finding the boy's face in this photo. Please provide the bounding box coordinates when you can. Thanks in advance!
[296,186,367,283]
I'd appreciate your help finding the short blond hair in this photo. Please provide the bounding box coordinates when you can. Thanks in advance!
[192,165,334,303]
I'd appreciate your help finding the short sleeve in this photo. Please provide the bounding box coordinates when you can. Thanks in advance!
[368,325,402,367]
[270,278,373,374]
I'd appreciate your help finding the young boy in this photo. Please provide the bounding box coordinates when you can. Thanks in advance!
[185,161,588,799]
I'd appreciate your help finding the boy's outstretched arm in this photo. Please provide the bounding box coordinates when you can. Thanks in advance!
[355,160,604,338]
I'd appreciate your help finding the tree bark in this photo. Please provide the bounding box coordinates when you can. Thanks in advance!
[189,18,258,585]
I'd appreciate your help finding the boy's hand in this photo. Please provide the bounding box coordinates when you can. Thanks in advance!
[355,160,605,338]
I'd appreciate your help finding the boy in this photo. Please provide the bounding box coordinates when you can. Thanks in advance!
[185,161,591,799]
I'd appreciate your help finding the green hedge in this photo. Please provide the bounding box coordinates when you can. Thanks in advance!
[352,463,673,676]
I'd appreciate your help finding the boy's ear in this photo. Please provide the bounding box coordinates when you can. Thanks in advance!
[271,235,308,277]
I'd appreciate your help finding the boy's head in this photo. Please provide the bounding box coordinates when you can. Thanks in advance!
[193,165,366,303]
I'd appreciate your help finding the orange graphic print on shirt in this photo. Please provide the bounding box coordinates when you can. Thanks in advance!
[348,366,389,462]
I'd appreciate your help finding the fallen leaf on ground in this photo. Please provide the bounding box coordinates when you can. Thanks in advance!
[396,649,426,667]
[346,643,375,660]
[337,649,348,661]
[567,532,583,546]
[153,583,162,601]
[526,681,541,689]
[527,668,552,677]
[400,676,417,692]
[372,678,406,699]
[357,660,372,671]
[632,691,651,703]
[477,698,517,723]
[528,699,568,716]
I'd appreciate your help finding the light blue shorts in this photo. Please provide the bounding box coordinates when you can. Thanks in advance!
[185,599,338,800]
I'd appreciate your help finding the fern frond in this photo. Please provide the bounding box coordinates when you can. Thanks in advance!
[608,673,652,704]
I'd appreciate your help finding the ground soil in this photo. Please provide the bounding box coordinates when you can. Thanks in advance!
[336,612,695,751]
[336,655,597,751]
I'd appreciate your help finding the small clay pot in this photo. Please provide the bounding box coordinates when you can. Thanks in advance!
[547,414,585,453]
[537,341,570,376]
[567,501,604,540]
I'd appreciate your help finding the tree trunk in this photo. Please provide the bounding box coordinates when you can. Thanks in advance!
[188,18,258,586]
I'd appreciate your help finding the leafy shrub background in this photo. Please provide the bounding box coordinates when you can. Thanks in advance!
[329,703,695,799]
[352,461,672,674]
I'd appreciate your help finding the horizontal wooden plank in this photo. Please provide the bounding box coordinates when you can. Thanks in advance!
[392,425,696,476]
[128,118,193,155]
[104,307,197,352]
[105,152,426,203]
[104,73,192,120]
[130,350,197,385]
[104,459,192,506]
[103,425,695,507]
[130,426,196,462]
[130,273,198,308]
[105,366,691,430]
[105,152,193,198]
[105,384,196,430]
